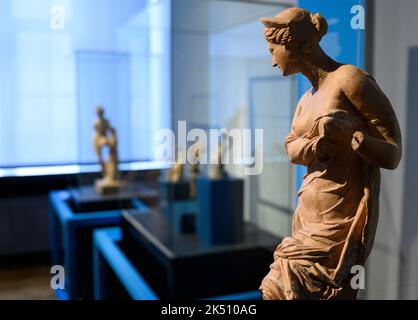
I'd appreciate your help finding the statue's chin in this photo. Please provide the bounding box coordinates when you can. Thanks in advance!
[278,66,288,76]
[282,69,296,77]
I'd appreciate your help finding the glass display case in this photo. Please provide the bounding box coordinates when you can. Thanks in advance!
[168,0,296,240]
[117,0,295,300]
[72,50,158,212]
[68,0,172,212]
[48,0,172,300]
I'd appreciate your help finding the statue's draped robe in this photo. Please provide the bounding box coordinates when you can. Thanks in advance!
[260,108,380,300]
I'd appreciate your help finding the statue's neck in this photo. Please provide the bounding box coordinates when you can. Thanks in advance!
[301,46,341,90]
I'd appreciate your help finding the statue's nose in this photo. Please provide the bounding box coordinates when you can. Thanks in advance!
[272,55,278,68]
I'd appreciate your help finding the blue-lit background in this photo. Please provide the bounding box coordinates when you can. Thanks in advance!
[0,0,417,301]
[0,0,171,167]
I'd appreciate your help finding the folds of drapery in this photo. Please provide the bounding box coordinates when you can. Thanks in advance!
[260,113,381,300]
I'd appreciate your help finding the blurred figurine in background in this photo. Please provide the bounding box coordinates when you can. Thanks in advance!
[209,131,229,180]
[259,7,402,300]
[93,106,125,194]
[188,141,201,197]
[167,146,185,183]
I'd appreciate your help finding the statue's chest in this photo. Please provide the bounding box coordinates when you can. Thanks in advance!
[295,89,349,136]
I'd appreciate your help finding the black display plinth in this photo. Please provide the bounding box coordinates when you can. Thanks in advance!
[120,209,281,299]
[69,182,158,212]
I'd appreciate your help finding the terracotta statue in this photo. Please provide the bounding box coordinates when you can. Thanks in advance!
[93,106,124,194]
[209,131,229,180]
[188,141,201,198]
[259,8,402,299]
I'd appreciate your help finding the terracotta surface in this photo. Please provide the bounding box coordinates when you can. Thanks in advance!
[259,7,402,300]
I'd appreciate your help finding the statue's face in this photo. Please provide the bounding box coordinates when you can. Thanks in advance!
[96,107,104,117]
[268,42,299,76]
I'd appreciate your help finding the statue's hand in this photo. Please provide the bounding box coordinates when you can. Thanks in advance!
[318,113,358,147]
[314,136,334,162]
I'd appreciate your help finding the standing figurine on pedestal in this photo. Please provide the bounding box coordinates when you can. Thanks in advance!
[93,106,125,194]
[167,146,185,183]
[188,141,201,198]
[259,8,402,299]
[209,131,229,180]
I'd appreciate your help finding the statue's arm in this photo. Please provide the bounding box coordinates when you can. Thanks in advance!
[342,67,402,169]
[94,121,100,132]
[285,132,320,166]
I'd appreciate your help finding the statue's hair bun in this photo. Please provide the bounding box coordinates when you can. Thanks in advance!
[310,12,328,40]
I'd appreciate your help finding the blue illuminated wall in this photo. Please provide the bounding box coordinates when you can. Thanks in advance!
[295,0,366,194]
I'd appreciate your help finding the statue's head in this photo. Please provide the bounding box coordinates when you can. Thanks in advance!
[260,7,327,76]
[96,105,104,117]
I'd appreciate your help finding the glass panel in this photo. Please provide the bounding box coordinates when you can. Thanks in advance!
[207,0,295,238]
[249,77,295,237]
[76,51,132,165]
[170,0,295,238]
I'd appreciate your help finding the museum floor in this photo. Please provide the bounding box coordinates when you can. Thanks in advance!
[0,265,55,300]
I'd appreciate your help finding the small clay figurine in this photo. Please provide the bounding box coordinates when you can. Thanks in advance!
[93,106,125,194]
[167,146,185,183]
[209,131,229,180]
[93,106,111,176]
[259,7,402,300]
[188,141,201,198]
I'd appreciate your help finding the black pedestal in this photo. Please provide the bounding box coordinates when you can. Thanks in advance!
[69,182,158,212]
[159,180,191,201]
[120,209,281,299]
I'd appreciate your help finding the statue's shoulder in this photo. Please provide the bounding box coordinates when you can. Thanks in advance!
[335,64,375,94]
[299,88,312,104]
[335,64,370,79]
